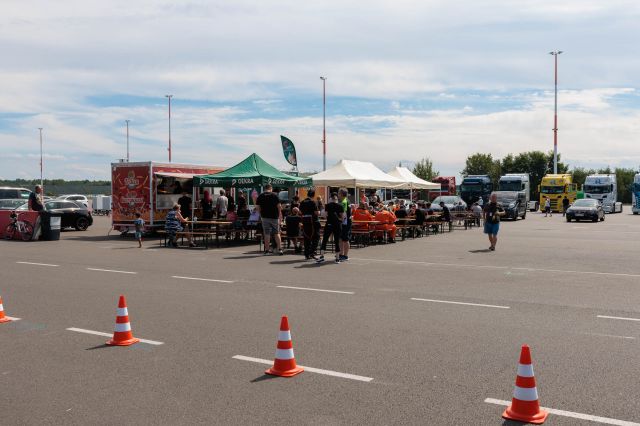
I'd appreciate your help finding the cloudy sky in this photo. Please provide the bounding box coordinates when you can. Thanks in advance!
[1,0,639,180]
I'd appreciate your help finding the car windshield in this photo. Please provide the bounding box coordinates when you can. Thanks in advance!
[499,181,522,191]
[494,193,517,203]
[460,183,481,192]
[633,183,640,193]
[572,199,598,207]
[541,186,564,194]
[584,185,612,194]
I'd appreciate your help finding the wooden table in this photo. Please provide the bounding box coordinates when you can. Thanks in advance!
[186,220,233,247]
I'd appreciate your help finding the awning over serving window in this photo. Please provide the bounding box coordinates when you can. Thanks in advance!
[154,172,207,179]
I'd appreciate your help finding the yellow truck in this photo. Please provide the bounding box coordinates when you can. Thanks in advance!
[539,174,578,212]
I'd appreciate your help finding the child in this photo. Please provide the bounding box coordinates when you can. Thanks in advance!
[134,212,144,248]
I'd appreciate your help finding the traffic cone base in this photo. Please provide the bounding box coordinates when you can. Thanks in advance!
[502,406,548,424]
[265,365,304,377]
[0,297,12,323]
[106,336,140,346]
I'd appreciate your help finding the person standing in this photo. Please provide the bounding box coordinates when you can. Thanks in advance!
[472,202,483,226]
[216,189,228,219]
[483,193,505,251]
[338,188,352,261]
[562,196,570,217]
[317,193,342,263]
[134,212,144,248]
[544,197,552,217]
[237,191,247,213]
[300,189,321,260]
[178,191,192,219]
[28,185,44,212]
[201,190,214,220]
[256,184,283,255]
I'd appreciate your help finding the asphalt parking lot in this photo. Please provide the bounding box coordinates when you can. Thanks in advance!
[2,210,640,425]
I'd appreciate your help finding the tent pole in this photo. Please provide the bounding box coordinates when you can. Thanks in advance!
[191,186,195,232]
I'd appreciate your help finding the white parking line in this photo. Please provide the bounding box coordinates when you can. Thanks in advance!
[597,315,640,322]
[172,276,234,283]
[66,327,164,345]
[232,355,372,382]
[587,332,635,340]
[354,258,640,278]
[485,398,640,426]
[5,316,21,321]
[16,261,59,267]
[411,298,510,309]
[276,286,355,295]
[86,268,137,274]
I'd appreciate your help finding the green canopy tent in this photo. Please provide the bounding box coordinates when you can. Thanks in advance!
[193,153,312,188]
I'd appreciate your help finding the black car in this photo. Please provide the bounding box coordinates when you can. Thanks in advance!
[566,199,604,222]
[492,191,527,220]
[19,200,93,230]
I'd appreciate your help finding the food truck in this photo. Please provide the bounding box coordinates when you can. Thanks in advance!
[111,161,224,233]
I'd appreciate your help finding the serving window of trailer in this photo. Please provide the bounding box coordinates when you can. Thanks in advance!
[155,173,196,210]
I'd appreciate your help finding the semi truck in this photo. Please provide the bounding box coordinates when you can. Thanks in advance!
[539,174,577,212]
[499,173,536,211]
[583,174,622,213]
[633,173,640,215]
[460,175,493,206]
[111,161,224,233]
[429,176,456,201]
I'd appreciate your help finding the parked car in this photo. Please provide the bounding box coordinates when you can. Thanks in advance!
[565,199,604,222]
[0,187,31,200]
[17,200,93,230]
[492,191,527,220]
[430,195,467,211]
[56,194,90,208]
[0,199,29,210]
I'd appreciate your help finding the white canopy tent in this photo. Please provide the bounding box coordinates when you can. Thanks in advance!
[387,166,440,190]
[309,160,405,188]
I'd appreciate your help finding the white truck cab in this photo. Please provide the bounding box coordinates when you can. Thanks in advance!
[633,173,640,215]
[584,174,622,214]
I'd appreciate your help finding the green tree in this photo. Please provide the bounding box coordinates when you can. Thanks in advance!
[545,151,569,174]
[461,153,501,186]
[412,157,439,181]
[500,154,516,175]
[570,167,596,188]
[615,168,637,204]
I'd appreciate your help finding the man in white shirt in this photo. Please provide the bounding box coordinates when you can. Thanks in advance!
[216,189,229,218]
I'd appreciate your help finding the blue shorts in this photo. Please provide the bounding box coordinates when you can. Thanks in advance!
[484,221,500,235]
[135,231,143,240]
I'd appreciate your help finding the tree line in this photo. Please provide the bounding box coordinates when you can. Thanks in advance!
[412,152,638,203]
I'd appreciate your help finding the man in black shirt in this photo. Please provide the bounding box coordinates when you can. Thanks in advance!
[299,189,320,260]
[562,196,570,217]
[29,185,44,212]
[256,184,283,255]
[178,192,192,219]
[317,193,342,263]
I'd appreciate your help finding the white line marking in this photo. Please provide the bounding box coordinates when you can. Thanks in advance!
[86,268,137,274]
[276,286,355,295]
[354,258,640,278]
[16,261,59,267]
[484,398,640,426]
[411,298,510,309]
[5,316,21,321]
[172,275,234,283]
[66,327,164,345]
[588,332,635,340]
[598,315,640,322]
[232,355,372,382]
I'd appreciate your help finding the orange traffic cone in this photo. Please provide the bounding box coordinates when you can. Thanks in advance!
[106,295,140,346]
[502,344,548,424]
[265,316,304,377]
[0,296,12,323]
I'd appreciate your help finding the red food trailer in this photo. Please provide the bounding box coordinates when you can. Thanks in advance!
[111,161,224,233]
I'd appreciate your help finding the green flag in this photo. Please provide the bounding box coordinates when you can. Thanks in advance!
[280,135,298,167]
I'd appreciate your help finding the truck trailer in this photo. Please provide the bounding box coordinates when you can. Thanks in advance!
[429,176,456,201]
[583,174,622,213]
[111,161,224,233]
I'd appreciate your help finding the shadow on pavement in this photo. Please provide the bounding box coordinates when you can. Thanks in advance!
[269,259,307,265]
[224,255,265,260]
[469,249,492,253]
[85,344,115,351]
[250,374,278,383]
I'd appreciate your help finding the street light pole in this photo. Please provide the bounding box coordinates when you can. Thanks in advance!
[165,94,173,162]
[125,120,130,162]
[38,128,43,194]
[320,77,327,171]
[549,50,562,174]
